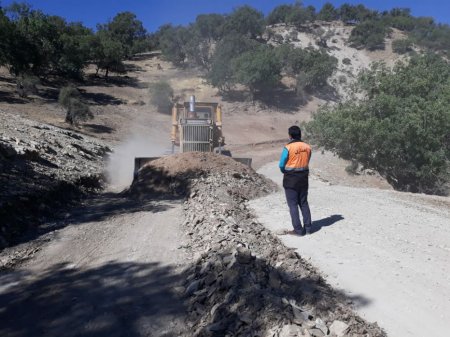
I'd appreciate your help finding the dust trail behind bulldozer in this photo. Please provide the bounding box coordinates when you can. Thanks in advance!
[106,133,169,191]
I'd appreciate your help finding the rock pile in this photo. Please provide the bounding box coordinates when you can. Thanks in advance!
[133,154,385,336]
[0,111,110,247]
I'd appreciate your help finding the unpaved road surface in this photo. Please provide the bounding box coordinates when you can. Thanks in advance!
[0,194,188,337]
[249,162,450,337]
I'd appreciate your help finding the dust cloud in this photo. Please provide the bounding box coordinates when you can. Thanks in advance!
[106,134,171,191]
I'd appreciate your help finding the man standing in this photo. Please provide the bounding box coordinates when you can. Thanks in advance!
[279,126,312,236]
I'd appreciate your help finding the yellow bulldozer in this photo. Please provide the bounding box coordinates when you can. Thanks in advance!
[134,96,251,177]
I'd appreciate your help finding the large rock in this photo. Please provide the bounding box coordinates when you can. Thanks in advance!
[279,324,305,337]
[329,320,349,337]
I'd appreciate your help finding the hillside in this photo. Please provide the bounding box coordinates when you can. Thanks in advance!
[1,12,449,337]
[0,21,406,246]
[0,20,408,183]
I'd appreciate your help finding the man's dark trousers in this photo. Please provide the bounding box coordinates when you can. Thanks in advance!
[283,172,311,233]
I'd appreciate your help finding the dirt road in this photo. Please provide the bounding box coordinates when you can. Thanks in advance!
[249,162,450,337]
[0,194,188,337]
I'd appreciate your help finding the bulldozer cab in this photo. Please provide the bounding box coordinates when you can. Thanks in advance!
[171,98,223,153]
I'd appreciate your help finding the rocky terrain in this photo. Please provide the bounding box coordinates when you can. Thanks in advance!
[0,110,110,249]
[130,153,385,337]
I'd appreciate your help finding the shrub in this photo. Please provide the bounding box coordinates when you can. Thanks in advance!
[338,75,347,84]
[342,58,352,65]
[345,160,359,175]
[59,86,93,125]
[392,38,413,54]
[307,55,450,195]
[16,75,39,98]
[59,86,80,107]
[349,20,388,50]
[149,81,174,113]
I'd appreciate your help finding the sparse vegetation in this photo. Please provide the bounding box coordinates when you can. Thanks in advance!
[307,55,450,195]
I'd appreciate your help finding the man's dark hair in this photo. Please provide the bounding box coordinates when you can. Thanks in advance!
[288,125,301,140]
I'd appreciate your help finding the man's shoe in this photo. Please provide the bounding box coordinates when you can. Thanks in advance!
[298,227,306,236]
[305,225,312,235]
[285,230,304,237]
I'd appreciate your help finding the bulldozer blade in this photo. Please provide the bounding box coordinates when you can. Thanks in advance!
[134,156,252,180]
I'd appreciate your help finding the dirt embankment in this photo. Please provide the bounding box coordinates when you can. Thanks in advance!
[131,153,385,337]
[0,111,110,249]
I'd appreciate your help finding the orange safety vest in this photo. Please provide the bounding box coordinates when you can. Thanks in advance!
[285,141,311,171]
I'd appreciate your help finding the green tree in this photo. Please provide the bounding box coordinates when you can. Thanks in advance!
[266,4,292,25]
[195,14,225,42]
[307,55,450,194]
[100,12,147,58]
[231,46,282,97]
[317,3,339,22]
[90,30,126,78]
[339,3,359,23]
[5,6,56,75]
[286,2,316,27]
[207,35,259,92]
[276,45,337,89]
[57,23,94,78]
[223,5,264,39]
[0,8,12,67]
[157,24,189,65]
[3,4,93,78]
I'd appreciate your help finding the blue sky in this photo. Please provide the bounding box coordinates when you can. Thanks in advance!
[1,0,449,32]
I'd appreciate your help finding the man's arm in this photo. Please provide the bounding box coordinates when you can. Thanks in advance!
[279,147,288,173]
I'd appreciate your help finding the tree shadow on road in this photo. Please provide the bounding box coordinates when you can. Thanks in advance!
[65,192,177,226]
[310,214,344,234]
[0,261,187,337]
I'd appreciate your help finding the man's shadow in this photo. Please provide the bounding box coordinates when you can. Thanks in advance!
[310,214,344,234]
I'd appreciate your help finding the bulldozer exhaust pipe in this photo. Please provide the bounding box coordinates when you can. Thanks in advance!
[189,95,196,113]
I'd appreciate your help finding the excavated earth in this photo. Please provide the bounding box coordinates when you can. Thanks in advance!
[132,153,386,337]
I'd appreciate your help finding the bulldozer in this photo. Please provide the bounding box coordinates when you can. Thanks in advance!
[134,96,252,177]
